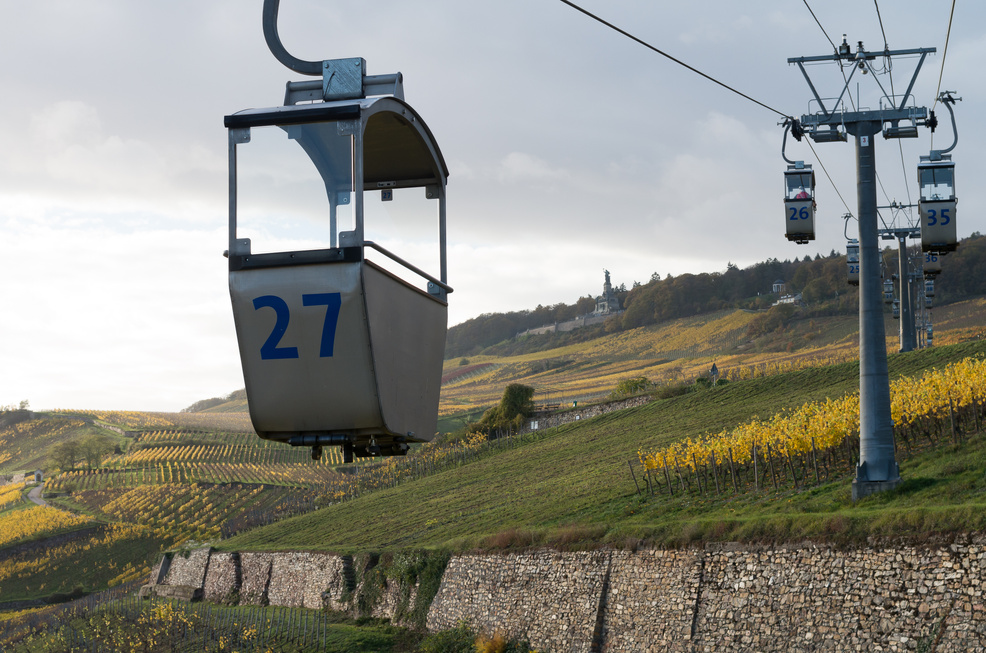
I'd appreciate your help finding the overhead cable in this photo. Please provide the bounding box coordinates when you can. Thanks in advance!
[873,0,915,220]
[804,138,854,218]
[932,0,957,112]
[557,0,791,119]
[873,0,889,53]
[802,0,838,54]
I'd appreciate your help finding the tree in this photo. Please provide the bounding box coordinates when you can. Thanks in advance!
[79,435,115,470]
[472,383,536,436]
[49,440,80,473]
[611,377,651,399]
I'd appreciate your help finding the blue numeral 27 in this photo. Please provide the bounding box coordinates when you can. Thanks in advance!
[253,293,342,360]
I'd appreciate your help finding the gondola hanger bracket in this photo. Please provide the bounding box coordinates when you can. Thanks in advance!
[323,58,366,101]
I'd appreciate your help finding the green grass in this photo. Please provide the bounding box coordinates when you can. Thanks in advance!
[0,416,124,475]
[3,600,423,653]
[218,340,986,553]
[0,524,167,604]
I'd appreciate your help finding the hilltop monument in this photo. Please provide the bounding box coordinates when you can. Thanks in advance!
[594,269,621,316]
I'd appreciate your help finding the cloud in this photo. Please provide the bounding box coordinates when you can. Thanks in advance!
[1,99,225,225]
[496,152,569,184]
[1,0,985,411]
[0,215,241,411]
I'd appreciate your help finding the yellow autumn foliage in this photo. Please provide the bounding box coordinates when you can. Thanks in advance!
[0,506,94,548]
[640,355,986,473]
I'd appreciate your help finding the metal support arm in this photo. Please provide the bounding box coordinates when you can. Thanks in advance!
[262,0,322,76]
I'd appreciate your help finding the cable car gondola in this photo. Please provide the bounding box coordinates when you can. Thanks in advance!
[924,279,935,298]
[225,0,451,462]
[918,153,957,253]
[918,92,961,254]
[846,239,860,286]
[883,278,894,304]
[784,162,815,244]
[923,251,942,278]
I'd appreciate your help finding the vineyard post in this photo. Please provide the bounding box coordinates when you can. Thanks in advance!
[709,452,721,495]
[691,453,703,494]
[674,458,688,493]
[727,448,738,493]
[949,396,959,444]
[766,443,778,490]
[811,438,820,485]
[627,460,641,495]
[662,455,673,496]
[974,395,981,432]
[752,444,759,491]
[785,449,799,489]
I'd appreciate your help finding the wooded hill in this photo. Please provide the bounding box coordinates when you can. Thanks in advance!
[445,233,986,359]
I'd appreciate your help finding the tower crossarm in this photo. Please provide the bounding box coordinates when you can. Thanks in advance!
[789,46,936,118]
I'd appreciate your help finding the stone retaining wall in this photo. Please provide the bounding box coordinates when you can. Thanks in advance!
[427,550,611,651]
[147,539,986,652]
[161,547,211,589]
[532,395,652,432]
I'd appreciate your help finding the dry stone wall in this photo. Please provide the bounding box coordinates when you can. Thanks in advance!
[202,552,239,603]
[161,547,210,589]
[148,538,986,652]
[532,396,651,431]
[428,550,611,651]
[239,552,275,605]
[600,548,704,651]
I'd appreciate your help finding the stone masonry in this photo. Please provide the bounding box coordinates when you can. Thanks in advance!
[427,550,611,651]
[147,538,986,652]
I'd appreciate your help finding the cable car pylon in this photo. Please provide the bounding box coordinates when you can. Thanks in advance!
[224,0,451,463]
[784,37,957,500]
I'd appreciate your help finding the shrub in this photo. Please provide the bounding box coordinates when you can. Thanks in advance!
[610,376,651,399]
[418,622,476,653]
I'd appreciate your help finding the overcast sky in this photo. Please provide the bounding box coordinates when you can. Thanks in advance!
[2,0,982,411]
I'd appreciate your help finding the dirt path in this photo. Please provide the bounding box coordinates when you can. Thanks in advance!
[27,483,46,507]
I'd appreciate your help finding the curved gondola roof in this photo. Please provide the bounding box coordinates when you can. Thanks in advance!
[225,96,449,189]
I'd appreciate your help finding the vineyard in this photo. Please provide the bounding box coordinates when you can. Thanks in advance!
[221,339,986,553]
[0,506,94,549]
[637,354,986,498]
[437,309,866,415]
[0,523,163,603]
[0,482,26,510]
[58,410,254,433]
[1,592,424,652]
[1,296,986,646]
[0,410,365,608]
[62,483,322,543]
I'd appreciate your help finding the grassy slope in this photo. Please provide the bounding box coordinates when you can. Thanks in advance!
[437,307,957,417]
[220,340,986,553]
[0,417,126,475]
[194,297,986,421]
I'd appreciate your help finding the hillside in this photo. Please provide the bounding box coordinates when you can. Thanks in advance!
[185,295,986,425]
[220,339,986,553]
[0,408,362,607]
[1,286,983,624]
[440,296,986,421]
[445,233,986,358]
[193,234,986,421]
